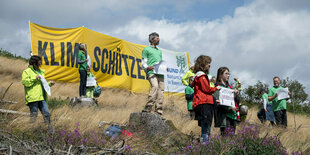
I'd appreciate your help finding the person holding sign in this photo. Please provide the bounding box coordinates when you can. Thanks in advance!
[22,56,55,128]
[77,43,88,97]
[192,55,221,142]
[257,89,275,125]
[213,67,240,135]
[268,77,289,128]
[141,32,164,115]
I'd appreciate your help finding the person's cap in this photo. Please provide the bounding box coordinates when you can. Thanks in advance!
[260,89,266,93]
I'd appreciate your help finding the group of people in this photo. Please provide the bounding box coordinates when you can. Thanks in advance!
[22,32,288,141]
[140,32,245,142]
[257,77,289,128]
[22,43,97,129]
[183,56,243,142]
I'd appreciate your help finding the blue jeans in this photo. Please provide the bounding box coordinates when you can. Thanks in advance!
[28,100,50,124]
[201,120,211,142]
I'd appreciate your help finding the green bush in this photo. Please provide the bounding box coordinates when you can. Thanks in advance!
[180,122,289,155]
[47,97,68,109]
[0,48,28,61]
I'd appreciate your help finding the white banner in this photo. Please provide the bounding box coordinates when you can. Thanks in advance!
[161,48,189,93]
[219,87,235,107]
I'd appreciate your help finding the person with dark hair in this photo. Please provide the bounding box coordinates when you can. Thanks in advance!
[213,67,239,135]
[268,77,288,128]
[22,55,55,129]
[192,55,221,142]
[77,43,88,97]
[141,32,164,115]
[258,89,275,125]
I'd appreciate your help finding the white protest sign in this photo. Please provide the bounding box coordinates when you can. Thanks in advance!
[160,48,189,93]
[219,87,235,107]
[86,77,96,87]
[277,87,290,100]
[39,74,51,96]
[153,60,167,75]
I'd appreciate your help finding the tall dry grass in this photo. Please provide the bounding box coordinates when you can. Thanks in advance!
[0,56,309,153]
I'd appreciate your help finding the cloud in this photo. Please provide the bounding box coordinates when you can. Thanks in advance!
[0,0,310,95]
[106,0,310,94]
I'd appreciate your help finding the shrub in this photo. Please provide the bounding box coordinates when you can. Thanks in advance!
[180,122,289,155]
[47,97,68,109]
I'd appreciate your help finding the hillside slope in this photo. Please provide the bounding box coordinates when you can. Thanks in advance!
[0,56,309,153]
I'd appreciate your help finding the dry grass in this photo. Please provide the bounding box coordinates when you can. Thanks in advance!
[0,56,310,153]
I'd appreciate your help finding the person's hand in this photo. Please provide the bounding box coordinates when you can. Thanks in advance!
[264,109,268,112]
[232,107,237,111]
[36,75,41,79]
[216,86,221,90]
[216,100,220,105]
[50,81,55,86]
[147,66,154,71]
[85,58,88,62]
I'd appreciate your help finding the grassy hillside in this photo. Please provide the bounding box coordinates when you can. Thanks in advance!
[0,55,309,153]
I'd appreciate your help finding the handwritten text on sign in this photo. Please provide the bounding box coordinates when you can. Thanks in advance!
[219,88,235,107]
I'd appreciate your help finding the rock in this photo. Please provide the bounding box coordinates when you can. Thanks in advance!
[69,97,97,107]
[128,112,190,153]
[129,112,169,137]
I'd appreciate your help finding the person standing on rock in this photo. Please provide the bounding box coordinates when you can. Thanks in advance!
[22,55,55,129]
[141,32,164,115]
[77,43,88,97]
[192,55,221,142]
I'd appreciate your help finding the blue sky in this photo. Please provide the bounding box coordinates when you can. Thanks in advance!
[1,0,310,97]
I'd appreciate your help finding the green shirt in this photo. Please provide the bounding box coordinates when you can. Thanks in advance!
[78,50,87,70]
[268,86,287,111]
[142,46,162,77]
[185,85,194,110]
[262,93,270,103]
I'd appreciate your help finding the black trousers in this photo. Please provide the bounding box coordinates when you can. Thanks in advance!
[79,70,87,97]
[274,110,287,128]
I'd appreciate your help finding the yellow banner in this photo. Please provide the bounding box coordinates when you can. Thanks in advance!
[30,22,150,93]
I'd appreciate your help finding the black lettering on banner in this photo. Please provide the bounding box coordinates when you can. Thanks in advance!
[74,43,80,68]
[38,40,49,65]
[115,48,122,76]
[136,58,145,80]
[122,54,129,76]
[107,50,115,75]
[129,56,136,78]
[101,48,108,73]
[66,42,79,68]
[50,42,59,66]
[60,42,65,66]
[93,46,101,72]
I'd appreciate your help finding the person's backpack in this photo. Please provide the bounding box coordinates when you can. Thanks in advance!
[93,85,102,97]
[103,125,122,139]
